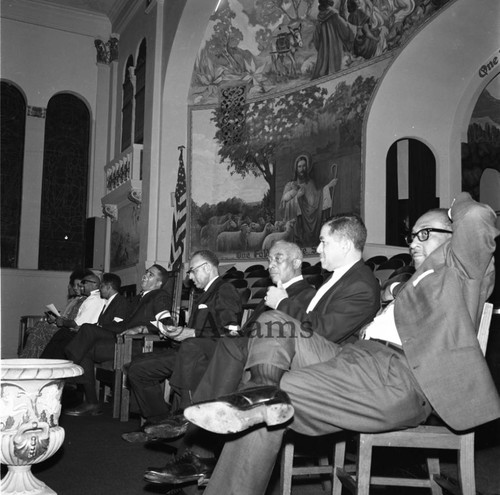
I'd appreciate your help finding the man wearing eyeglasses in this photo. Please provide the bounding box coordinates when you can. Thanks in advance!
[40,271,106,359]
[63,264,173,416]
[381,209,453,303]
[182,193,500,495]
[143,216,381,485]
[57,271,105,330]
[121,250,243,441]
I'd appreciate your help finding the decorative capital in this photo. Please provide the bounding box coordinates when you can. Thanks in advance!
[94,36,119,65]
[128,187,142,206]
[102,203,118,222]
[27,106,46,118]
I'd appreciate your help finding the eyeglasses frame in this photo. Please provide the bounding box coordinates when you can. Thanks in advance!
[405,227,453,246]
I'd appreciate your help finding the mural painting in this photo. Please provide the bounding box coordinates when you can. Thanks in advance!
[188,0,452,260]
[189,63,386,260]
[189,0,451,106]
[462,72,500,201]
[110,202,140,270]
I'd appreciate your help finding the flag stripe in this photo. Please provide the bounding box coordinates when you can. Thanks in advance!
[169,147,187,271]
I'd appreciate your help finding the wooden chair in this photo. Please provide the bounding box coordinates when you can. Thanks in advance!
[95,342,124,419]
[281,302,494,495]
[117,333,162,421]
[364,255,388,268]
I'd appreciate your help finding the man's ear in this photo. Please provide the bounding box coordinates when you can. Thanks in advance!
[293,258,302,270]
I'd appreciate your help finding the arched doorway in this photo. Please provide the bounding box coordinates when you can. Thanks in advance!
[386,138,438,246]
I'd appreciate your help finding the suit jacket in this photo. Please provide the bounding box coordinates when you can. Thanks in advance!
[188,277,242,338]
[395,192,500,431]
[242,278,316,335]
[278,260,380,343]
[102,287,173,334]
[97,293,133,332]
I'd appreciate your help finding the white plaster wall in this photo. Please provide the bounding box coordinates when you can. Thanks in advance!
[0,1,111,355]
[364,0,500,244]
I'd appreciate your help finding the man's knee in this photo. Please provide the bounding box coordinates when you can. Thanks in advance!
[251,311,301,339]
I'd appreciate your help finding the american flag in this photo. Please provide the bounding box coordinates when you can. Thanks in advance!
[169,146,187,271]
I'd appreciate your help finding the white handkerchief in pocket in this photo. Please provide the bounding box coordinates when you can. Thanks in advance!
[198,304,208,309]
[113,317,123,322]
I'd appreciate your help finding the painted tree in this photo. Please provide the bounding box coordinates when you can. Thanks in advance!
[203,1,252,76]
[212,85,327,206]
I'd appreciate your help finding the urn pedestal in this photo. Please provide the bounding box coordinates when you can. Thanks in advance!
[1,359,83,495]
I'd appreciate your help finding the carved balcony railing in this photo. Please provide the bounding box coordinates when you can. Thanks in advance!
[101,144,143,221]
[104,144,143,193]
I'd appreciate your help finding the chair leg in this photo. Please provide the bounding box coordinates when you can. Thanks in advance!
[332,440,347,495]
[120,372,130,422]
[458,433,475,495]
[426,457,443,495]
[356,434,373,495]
[280,439,295,495]
[112,370,122,419]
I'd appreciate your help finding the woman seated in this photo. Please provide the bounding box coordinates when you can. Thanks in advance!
[20,268,88,358]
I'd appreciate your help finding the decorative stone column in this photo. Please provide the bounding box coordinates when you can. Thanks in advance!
[0,359,83,495]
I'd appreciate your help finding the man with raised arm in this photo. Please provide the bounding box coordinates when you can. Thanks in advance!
[183,193,500,495]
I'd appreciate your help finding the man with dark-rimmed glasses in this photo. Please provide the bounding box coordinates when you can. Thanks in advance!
[181,193,500,495]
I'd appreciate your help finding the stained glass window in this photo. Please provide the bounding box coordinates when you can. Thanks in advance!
[38,94,90,270]
[0,82,26,268]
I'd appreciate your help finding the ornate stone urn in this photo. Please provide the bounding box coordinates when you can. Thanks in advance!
[1,359,83,495]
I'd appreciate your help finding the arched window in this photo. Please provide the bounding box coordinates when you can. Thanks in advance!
[386,138,438,246]
[38,93,90,270]
[134,39,147,145]
[1,81,26,268]
[121,55,134,151]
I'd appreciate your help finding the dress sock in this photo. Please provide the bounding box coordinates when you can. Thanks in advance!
[248,364,285,387]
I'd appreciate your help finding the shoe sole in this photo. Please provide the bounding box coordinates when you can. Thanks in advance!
[183,400,294,434]
[144,471,210,485]
[121,433,158,443]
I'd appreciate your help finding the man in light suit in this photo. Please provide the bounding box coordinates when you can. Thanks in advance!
[64,264,173,416]
[121,250,242,442]
[183,193,500,495]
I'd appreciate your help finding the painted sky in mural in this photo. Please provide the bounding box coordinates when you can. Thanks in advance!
[189,0,450,105]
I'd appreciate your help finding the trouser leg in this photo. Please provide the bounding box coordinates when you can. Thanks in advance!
[280,340,432,436]
[203,426,285,495]
[245,309,338,385]
[127,349,178,421]
[169,338,218,410]
[40,328,75,359]
[191,337,250,403]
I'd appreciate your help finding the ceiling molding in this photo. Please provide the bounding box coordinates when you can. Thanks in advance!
[112,0,144,33]
[1,0,111,38]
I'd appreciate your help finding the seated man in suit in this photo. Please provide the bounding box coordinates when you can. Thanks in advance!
[176,193,500,495]
[144,215,381,485]
[64,264,172,416]
[143,241,317,442]
[121,250,243,442]
[41,270,106,359]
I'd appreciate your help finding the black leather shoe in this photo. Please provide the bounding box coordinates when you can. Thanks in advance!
[183,385,294,434]
[144,450,216,485]
[143,413,189,439]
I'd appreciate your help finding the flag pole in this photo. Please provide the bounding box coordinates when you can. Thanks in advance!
[169,145,187,324]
